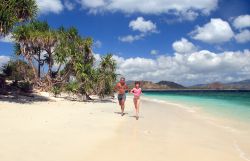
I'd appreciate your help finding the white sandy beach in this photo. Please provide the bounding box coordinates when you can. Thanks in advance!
[0,94,250,161]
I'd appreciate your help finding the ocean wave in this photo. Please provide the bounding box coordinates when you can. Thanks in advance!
[142,97,197,113]
[234,141,250,161]
[142,96,242,134]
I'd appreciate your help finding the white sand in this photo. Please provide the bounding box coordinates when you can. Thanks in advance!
[0,94,250,161]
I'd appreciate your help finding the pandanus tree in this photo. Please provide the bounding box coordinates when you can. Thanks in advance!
[13,21,58,89]
[12,20,117,99]
[14,21,50,78]
[12,23,39,83]
[57,27,96,99]
[0,0,37,36]
[13,22,97,94]
[12,21,52,88]
[97,54,117,98]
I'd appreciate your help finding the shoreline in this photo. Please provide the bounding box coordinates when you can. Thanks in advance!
[142,95,250,132]
[142,89,250,91]
[85,97,250,161]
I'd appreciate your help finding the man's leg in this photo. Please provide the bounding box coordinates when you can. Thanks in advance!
[121,99,125,116]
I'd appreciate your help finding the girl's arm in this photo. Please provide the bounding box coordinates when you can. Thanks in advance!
[130,88,134,94]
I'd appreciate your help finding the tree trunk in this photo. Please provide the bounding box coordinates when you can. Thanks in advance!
[38,49,41,78]
[47,49,53,78]
[86,94,92,100]
[26,55,38,83]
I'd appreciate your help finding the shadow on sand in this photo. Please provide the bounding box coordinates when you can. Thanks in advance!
[0,91,51,104]
[55,95,116,104]
[0,88,116,104]
[114,112,129,115]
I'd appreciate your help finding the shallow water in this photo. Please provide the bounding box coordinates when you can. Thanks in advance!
[143,90,250,122]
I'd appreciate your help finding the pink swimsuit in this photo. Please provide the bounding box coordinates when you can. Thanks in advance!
[131,88,142,97]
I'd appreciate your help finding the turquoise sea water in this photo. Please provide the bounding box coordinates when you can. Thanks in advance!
[143,90,250,122]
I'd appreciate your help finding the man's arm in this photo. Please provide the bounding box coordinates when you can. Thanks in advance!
[114,84,117,92]
[125,85,129,92]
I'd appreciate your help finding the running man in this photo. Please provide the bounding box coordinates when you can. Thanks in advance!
[114,77,129,116]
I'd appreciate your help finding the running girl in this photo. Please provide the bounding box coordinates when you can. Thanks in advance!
[130,82,142,120]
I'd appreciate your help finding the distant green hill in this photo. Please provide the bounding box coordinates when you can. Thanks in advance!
[126,80,185,90]
[156,81,185,89]
[190,79,250,90]
[125,79,250,90]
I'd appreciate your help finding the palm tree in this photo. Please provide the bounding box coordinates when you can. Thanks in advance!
[0,0,37,36]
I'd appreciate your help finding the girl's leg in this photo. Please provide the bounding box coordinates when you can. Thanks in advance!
[137,99,140,113]
[133,98,138,116]
[136,98,140,118]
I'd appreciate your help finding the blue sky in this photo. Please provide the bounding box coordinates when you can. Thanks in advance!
[1,0,250,85]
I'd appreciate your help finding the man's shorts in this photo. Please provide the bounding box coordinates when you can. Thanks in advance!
[118,94,126,101]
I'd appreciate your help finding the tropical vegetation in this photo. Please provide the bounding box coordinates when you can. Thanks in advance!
[0,0,37,35]
[0,1,118,100]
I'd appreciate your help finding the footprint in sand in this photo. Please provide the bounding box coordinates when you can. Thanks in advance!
[144,130,151,135]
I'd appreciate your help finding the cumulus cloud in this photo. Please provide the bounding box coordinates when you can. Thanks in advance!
[0,33,14,43]
[235,29,250,43]
[118,34,145,43]
[78,0,218,20]
[64,0,75,11]
[79,0,105,8]
[94,40,102,48]
[36,0,64,14]
[119,17,157,43]
[0,55,10,67]
[150,50,159,55]
[172,38,197,54]
[108,49,250,86]
[180,10,199,21]
[129,17,157,33]
[191,18,234,44]
[233,14,250,29]
[164,10,200,24]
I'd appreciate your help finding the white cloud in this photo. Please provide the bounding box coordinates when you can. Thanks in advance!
[172,38,197,54]
[64,0,75,11]
[150,50,159,55]
[110,49,250,86]
[129,17,157,33]
[118,34,145,43]
[235,30,250,43]
[78,0,218,20]
[94,40,102,48]
[191,18,234,44]
[0,55,10,67]
[79,0,106,8]
[119,17,157,43]
[0,33,14,43]
[180,10,199,21]
[233,14,250,29]
[165,10,199,23]
[36,0,64,14]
